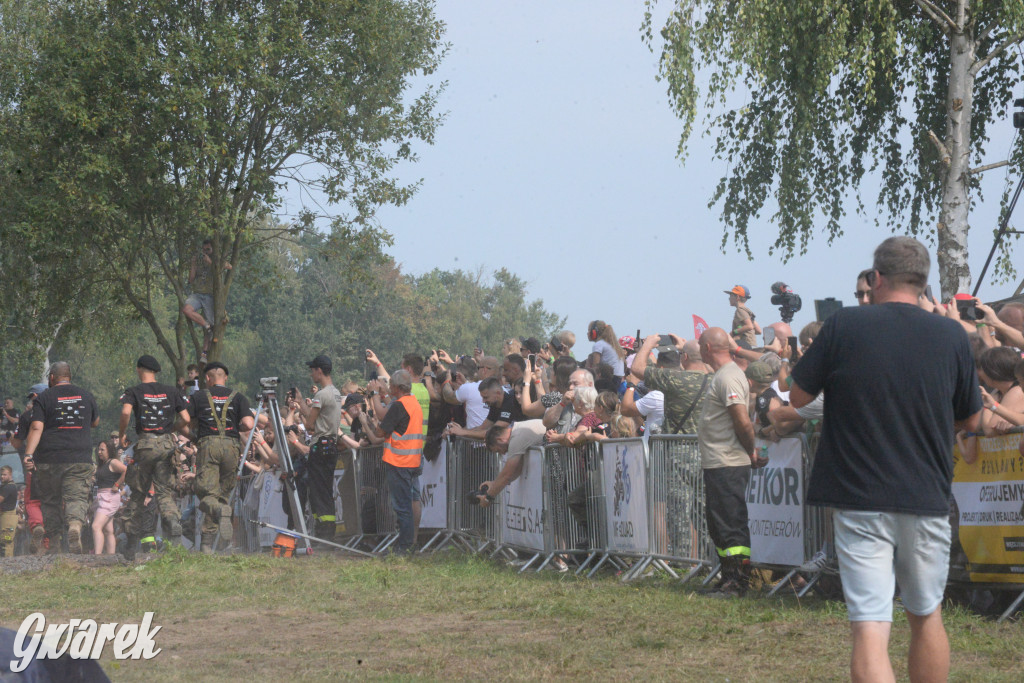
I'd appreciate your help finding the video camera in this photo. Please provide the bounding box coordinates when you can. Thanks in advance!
[770,282,802,323]
[259,377,280,392]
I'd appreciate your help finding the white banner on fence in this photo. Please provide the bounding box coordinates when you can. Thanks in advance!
[746,438,804,566]
[603,440,649,553]
[255,471,290,546]
[501,447,544,551]
[419,442,448,529]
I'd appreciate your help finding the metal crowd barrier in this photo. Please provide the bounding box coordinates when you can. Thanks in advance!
[348,444,397,553]
[442,437,501,553]
[528,441,600,574]
[621,434,715,582]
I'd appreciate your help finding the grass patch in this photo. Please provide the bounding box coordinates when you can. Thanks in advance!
[0,550,1020,681]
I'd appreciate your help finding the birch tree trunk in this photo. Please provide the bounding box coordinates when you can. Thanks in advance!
[937,18,976,299]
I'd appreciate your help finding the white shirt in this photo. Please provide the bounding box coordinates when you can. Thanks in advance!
[456,381,489,429]
[635,390,665,434]
[795,393,824,420]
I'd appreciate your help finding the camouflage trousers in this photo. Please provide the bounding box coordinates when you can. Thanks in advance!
[0,510,17,557]
[33,462,94,544]
[195,436,241,536]
[125,433,182,540]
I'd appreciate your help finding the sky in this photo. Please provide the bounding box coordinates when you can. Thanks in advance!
[286,1,1022,346]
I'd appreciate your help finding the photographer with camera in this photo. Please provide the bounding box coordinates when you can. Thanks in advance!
[289,355,343,541]
[117,354,191,555]
[187,362,253,553]
[470,420,547,507]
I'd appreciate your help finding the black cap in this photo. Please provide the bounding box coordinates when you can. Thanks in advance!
[136,354,162,373]
[306,355,332,373]
[655,345,680,366]
[204,361,229,375]
[343,393,365,408]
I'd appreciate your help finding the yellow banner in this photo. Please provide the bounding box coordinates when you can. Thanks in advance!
[952,434,1024,583]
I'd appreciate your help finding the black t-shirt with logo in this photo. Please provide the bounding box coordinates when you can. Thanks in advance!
[30,383,99,464]
[188,386,252,440]
[0,482,17,512]
[120,382,187,436]
[487,392,515,425]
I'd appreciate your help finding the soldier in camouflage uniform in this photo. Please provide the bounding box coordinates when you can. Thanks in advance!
[118,355,190,557]
[187,362,253,552]
[628,336,710,556]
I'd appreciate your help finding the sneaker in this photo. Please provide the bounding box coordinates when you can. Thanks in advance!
[800,550,829,573]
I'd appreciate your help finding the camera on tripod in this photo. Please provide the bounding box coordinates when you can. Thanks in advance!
[770,282,802,323]
[259,377,280,390]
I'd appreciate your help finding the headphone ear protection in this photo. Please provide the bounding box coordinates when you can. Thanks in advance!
[588,325,598,342]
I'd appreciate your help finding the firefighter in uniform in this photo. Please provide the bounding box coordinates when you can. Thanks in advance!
[290,355,343,540]
[118,354,190,556]
[188,362,253,552]
[368,369,423,553]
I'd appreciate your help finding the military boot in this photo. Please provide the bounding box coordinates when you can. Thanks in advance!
[217,505,233,549]
[200,532,216,554]
[66,520,83,554]
[30,526,45,555]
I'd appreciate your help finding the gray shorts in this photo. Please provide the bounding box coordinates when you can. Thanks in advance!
[185,292,214,326]
[833,510,950,622]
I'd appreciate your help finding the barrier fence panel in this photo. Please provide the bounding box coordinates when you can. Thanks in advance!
[333,449,362,547]
[350,445,397,553]
[531,442,599,573]
[448,437,501,553]
[417,442,449,552]
[492,445,546,570]
[586,439,648,578]
[642,434,715,582]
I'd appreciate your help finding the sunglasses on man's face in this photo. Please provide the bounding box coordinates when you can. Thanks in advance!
[854,290,871,300]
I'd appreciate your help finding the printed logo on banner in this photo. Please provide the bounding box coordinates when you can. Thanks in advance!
[602,441,648,553]
[613,455,631,516]
[746,439,804,567]
[501,448,544,551]
[418,446,447,529]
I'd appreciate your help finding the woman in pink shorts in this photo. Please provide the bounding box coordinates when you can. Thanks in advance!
[92,440,126,555]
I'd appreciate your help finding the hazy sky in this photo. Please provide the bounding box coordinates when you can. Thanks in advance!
[290,1,1021,346]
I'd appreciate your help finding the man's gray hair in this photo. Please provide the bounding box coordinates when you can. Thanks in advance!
[570,368,595,387]
[390,369,413,391]
[873,236,929,291]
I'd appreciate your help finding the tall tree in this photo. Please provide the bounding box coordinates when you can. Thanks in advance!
[644,0,1024,296]
[0,0,446,376]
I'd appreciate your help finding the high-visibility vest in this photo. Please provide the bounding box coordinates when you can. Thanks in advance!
[410,382,430,435]
[383,394,424,468]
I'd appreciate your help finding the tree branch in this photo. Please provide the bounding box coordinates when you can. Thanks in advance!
[971,31,1024,76]
[969,160,1010,175]
[913,0,959,34]
[928,130,952,165]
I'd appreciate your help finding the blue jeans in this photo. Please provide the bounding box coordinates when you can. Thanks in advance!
[385,463,417,552]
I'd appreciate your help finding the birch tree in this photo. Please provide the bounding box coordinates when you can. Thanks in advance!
[644,0,1024,297]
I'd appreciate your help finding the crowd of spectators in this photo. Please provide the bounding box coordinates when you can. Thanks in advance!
[1,249,1022,583]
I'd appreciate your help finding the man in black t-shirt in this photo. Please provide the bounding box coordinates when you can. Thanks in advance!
[0,398,18,431]
[118,355,191,554]
[187,362,253,552]
[22,362,99,554]
[791,237,982,682]
[0,466,18,557]
[447,377,512,440]
[11,384,47,553]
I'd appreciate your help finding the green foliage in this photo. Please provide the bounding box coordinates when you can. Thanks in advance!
[644,0,1024,287]
[0,0,447,374]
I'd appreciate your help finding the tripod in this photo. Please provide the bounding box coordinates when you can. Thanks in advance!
[224,377,312,554]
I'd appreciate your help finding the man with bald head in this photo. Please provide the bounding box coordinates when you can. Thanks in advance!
[697,328,767,597]
[22,361,100,554]
[629,333,708,435]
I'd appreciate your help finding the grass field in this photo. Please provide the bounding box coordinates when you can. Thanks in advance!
[0,550,1020,681]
